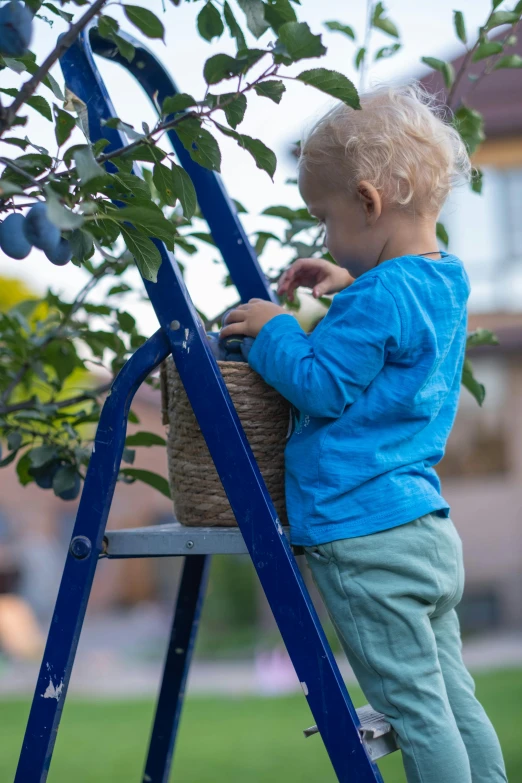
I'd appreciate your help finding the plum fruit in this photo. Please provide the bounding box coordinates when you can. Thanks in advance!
[0,212,32,259]
[28,460,60,490]
[0,1,33,57]
[56,471,81,501]
[45,237,72,266]
[23,202,60,254]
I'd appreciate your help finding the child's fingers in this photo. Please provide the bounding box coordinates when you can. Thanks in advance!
[220,321,246,338]
[224,308,248,325]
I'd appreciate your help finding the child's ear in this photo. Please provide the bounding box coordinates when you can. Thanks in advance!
[357,181,382,224]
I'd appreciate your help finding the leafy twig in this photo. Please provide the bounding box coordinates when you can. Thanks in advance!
[0,0,110,137]
[0,383,110,416]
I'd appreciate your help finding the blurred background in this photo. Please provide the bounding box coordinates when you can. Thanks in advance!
[1,0,522,781]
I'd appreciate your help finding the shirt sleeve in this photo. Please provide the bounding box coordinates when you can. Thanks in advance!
[248,276,402,419]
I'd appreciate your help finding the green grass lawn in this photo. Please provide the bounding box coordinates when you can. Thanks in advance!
[2,667,520,782]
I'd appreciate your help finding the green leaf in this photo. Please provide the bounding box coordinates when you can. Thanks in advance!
[221,93,247,128]
[254,79,286,103]
[275,21,326,62]
[16,452,33,486]
[44,186,84,230]
[204,53,244,84]
[372,2,399,38]
[493,54,522,69]
[69,228,94,262]
[0,179,23,197]
[111,32,136,63]
[174,119,221,172]
[197,1,224,41]
[262,205,312,221]
[453,10,467,44]
[29,445,58,470]
[43,339,80,383]
[125,431,167,447]
[117,311,136,333]
[121,468,171,498]
[0,449,19,468]
[466,328,499,348]
[224,1,246,50]
[98,14,119,37]
[120,225,162,283]
[296,68,360,108]
[354,47,366,70]
[73,146,106,184]
[236,0,270,38]
[324,21,355,39]
[171,163,197,219]
[124,5,165,40]
[111,205,176,248]
[162,93,197,115]
[461,357,485,406]
[7,432,22,451]
[26,95,52,121]
[153,161,178,207]
[264,0,297,33]
[54,107,76,146]
[43,2,74,22]
[254,230,279,255]
[472,41,503,61]
[374,43,401,60]
[487,10,520,29]
[453,105,485,155]
[216,123,276,178]
[108,284,132,296]
[436,222,449,247]
[421,56,455,89]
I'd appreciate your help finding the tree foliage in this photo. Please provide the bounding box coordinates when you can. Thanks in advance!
[0,0,509,498]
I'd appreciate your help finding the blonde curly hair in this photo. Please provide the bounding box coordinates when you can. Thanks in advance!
[299,83,471,217]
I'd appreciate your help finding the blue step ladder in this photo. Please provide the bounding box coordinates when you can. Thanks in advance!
[15,26,398,783]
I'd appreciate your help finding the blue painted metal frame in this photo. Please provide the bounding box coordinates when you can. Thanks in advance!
[143,555,210,783]
[15,329,170,782]
[15,26,384,783]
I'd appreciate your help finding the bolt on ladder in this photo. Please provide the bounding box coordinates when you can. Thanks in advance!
[14,25,398,783]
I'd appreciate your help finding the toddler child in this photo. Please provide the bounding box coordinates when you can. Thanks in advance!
[220,85,507,783]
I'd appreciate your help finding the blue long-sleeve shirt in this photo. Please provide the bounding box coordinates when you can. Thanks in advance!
[248,254,470,546]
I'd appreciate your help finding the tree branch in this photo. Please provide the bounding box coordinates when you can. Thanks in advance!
[0,0,110,137]
[0,383,111,416]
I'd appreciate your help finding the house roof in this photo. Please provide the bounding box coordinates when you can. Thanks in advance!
[420,35,522,138]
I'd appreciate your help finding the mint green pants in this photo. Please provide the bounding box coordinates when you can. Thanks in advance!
[305,514,507,783]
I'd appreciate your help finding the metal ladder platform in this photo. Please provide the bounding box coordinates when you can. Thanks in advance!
[14,24,398,783]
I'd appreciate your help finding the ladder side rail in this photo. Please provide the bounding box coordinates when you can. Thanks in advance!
[56,37,384,783]
[143,555,211,783]
[89,27,277,306]
[15,330,171,783]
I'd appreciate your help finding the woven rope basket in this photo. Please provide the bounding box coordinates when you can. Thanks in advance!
[162,357,290,527]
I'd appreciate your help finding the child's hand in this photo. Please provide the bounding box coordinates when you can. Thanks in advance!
[278,258,354,301]
[221,299,287,339]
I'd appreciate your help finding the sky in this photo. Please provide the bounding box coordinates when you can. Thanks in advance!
[0,0,498,334]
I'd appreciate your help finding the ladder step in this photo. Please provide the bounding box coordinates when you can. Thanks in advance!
[304,704,398,761]
[103,520,292,557]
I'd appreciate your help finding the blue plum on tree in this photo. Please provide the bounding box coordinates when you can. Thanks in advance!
[55,470,81,501]
[45,237,72,266]
[0,213,32,259]
[23,202,60,254]
[28,460,60,490]
[0,0,33,57]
